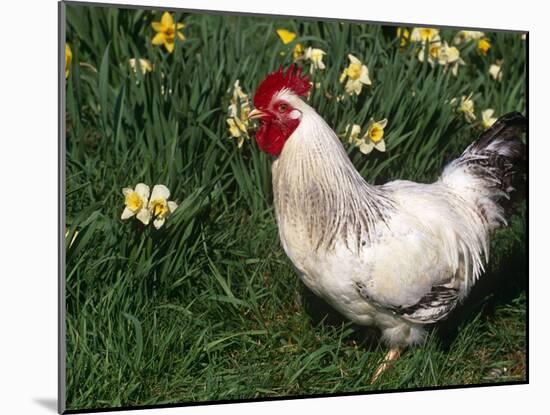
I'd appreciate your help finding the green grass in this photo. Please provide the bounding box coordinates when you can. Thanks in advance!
[63,3,527,411]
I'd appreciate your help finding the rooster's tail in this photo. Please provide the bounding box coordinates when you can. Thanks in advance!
[441,111,526,230]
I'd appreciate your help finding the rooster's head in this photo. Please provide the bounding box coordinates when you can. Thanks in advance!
[249,65,311,156]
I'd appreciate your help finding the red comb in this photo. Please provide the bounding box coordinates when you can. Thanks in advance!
[253,65,311,109]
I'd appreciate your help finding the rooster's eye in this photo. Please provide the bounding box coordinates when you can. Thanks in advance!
[278,103,288,113]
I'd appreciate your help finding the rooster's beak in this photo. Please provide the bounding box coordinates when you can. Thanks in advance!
[248,109,267,120]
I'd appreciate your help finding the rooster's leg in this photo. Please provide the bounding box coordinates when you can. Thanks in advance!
[370,347,401,384]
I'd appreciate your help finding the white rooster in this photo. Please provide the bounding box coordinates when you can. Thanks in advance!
[248,66,526,381]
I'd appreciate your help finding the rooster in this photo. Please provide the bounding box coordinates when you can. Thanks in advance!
[248,66,526,382]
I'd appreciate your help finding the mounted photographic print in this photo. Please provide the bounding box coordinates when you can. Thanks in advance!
[59,1,528,413]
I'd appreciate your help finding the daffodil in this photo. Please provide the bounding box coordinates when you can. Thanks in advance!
[417,38,442,66]
[304,47,326,73]
[453,30,485,44]
[276,29,296,45]
[121,183,151,225]
[344,124,362,144]
[339,54,372,96]
[148,185,178,229]
[481,109,497,129]
[362,118,387,154]
[454,93,476,123]
[128,58,153,75]
[489,62,502,81]
[438,42,465,76]
[227,80,252,147]
[227,118,249,148]
[396,27,410,47]
[410,27,440,42]
[293,43,305,61]
[477,38,491,56]
[344,120,387,154]
[151,11,185,53]
[65,43,72,78]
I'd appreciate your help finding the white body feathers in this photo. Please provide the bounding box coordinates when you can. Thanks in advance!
[271,91,523,347]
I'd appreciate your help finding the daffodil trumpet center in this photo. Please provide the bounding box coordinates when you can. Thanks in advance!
[150,199,169,219]
[347,63,362,80]
[368,124,384,143]
[126,192,144,212]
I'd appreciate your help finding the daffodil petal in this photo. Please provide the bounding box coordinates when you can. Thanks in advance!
[136,208,151,225]
[378,119,388,129]
[150,184,170,201]
[374,140,386,152]
[153,218,165,229]
[161,11,174,28]
[164,41,175,53]
[152,32,166,45]
[177,32,185,41]
[121,207,136,220]
[359,67,371,85]
[151,21,163,31]
[348,54,360,64]
[168,201,178,213]
[176,22,185,29]
[135,183,150,200]
[359,141,374,154]
[122,187,134,197]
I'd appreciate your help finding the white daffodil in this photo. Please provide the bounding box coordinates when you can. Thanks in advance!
[121,183,151,225]
[410,27,440,42]
[454,93,476,123]
[227,117,249,148]
[344,124,362,144]
[128,58,153,75]
[304,47,326,72]
[359,118,388,154]
[481,109,497,129]
[489,62,503,81]
[453,30,485,44]
[339,54,372,96]
[148,184,178,229]
[438,42,465,76]
[418,37,442,66]
[226,80,252,147]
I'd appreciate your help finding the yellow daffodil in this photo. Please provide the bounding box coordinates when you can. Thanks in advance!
[339,54,372,96]
[489,62,503,81]
[438,42,465,76]
[304,47,326,73]
[477,38,491,55]
[293,43,305,61]
[128,58,153,75]
[481,109,497,129]
[65,43,72,78]
[276,29,296,45]
[151,11,185,53]
[396,27,410,47]
[148,184,178,229]
[410,27,440,42]
[453,30,485,44]
[454,93,476,123]
[121,183,151,225]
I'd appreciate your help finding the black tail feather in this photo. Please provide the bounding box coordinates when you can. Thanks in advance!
[470,111,526,216]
